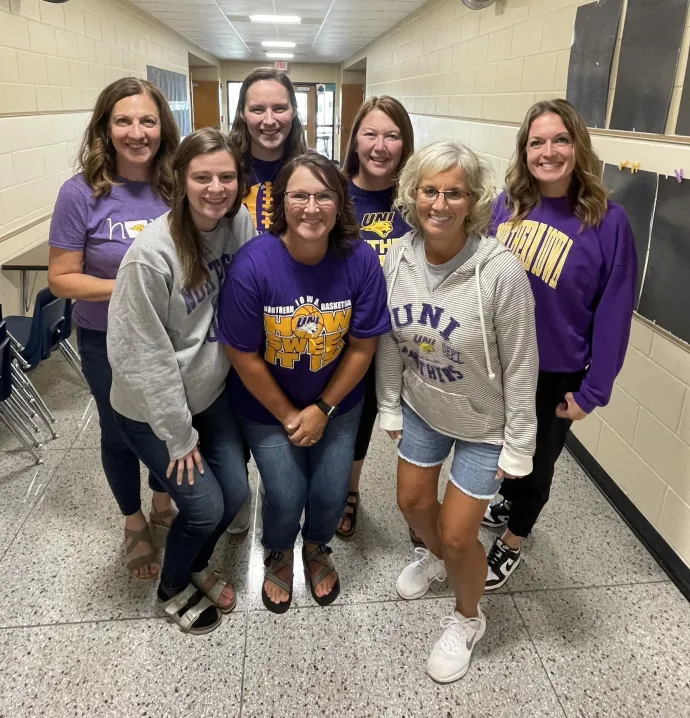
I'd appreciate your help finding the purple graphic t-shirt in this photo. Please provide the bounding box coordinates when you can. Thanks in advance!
[48,173,169,332]
[218,232,391,424]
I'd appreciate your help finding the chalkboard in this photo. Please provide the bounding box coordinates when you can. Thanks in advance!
[602,164,658,306]
[637,177,690,343]
[566,0,623,129]
[146,65,192,137]
[676,46,690,136]
[609,0,688,134]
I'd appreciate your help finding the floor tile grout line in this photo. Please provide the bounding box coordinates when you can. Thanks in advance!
[0,448,70,565]
[237,610,249,718]
[509,592,569,718]
[0,615,167,631]
[507,578,671,594]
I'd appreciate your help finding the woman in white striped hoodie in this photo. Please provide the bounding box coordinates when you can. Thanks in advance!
[376,141,538,683]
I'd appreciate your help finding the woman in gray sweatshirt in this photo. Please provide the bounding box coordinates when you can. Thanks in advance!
[376,141,538,683]
[107,129,255,635]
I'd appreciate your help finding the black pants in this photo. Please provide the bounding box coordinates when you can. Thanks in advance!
[500,369,585,537]
[354,362,377,462]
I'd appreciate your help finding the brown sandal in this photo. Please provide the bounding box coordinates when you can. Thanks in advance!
[336,490,359,539]
[149,505,177,530]
[124,524,159,582]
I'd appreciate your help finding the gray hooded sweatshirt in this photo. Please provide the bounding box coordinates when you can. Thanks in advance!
[107,207,255,460]
[376,231,538,477]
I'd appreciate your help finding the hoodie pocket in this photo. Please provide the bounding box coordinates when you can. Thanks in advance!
[403,370,490,439]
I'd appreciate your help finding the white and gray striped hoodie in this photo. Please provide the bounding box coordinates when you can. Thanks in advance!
[376,231,539,477]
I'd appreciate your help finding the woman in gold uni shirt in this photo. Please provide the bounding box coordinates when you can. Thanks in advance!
[230,67,307,232]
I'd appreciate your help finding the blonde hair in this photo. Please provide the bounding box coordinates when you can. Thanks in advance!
[77,77,178,201]
[505,98,608,228]
[395,141,495,236]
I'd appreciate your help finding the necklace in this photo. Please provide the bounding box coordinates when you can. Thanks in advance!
[251,157,282,190]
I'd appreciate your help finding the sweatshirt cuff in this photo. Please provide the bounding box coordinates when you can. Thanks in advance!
[165,427,199,463]
[498,445,533,478]
[378,407,403,432]
[572,390,597,415]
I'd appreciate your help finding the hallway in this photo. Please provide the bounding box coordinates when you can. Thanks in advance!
[0,355,687,718]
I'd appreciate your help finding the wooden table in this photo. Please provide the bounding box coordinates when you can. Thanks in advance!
[1,241,50,315]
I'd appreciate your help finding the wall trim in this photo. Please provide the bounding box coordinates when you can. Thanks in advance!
[0,213,53,245]
[406,112,690,146]
[633,312,690,353]
[566,433,690,602]
[0,110,92,119]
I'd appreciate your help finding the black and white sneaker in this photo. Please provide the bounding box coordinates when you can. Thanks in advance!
[481,498,511,528]
[485,537,521,591]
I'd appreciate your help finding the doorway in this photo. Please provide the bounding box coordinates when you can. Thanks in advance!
[192,80,221,130]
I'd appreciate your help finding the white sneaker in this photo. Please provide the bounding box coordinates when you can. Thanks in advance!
[427,608,486,683]
[226,494,251,534]
[396,547,447,600]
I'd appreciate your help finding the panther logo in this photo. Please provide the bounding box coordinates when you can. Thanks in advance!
[291,305,325,338]
[361,220,394,239]
[419,342,435,354]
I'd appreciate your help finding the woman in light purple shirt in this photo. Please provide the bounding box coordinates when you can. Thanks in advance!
[48,77,179,582]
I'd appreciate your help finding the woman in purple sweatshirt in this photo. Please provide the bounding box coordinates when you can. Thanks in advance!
[483,99,636,589]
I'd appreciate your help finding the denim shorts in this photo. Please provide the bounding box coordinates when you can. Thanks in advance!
[399,403,502,500]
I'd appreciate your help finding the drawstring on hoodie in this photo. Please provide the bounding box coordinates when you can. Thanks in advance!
[475,264,496,380]
[386,240,496,381]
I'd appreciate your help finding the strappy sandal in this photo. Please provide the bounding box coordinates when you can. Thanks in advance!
[302,544,340,607]
[191,566,236,614]
[123,524,159,582]
[336,490,359,539]
[160,583,221,635]
[149,505,178,530]
[261,550,293,614]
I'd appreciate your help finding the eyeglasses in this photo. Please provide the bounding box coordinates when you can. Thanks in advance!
[285,190,338,206]
[416,186,471,203]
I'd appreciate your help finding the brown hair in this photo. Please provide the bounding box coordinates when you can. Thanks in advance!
[77,77,178,201]
[504,98,608,228]
[230,67,307,194]
[168,128,245,290]
[269,151,358,256]
[342,95,415,183]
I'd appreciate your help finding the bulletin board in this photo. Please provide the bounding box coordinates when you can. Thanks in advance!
[566,0,623,129]
[636,177,690,343]
[676,46,690,136]
[609,0,688,134]
[146,65,192,137]
[602,164,657,306]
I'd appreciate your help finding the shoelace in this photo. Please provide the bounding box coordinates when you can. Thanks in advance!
[412,547,443,579]
[486,540,511,571]
[439,614,484,653]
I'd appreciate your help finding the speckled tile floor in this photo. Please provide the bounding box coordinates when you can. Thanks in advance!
[1,355,688,718]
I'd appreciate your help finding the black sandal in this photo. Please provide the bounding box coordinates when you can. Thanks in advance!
[261,550,293,614]
[302,544,340,606]
[336,490,359,539]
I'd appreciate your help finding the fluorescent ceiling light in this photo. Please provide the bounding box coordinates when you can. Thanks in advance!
[266,52,294,59]
[250,15,301,24]
[261,41,296,48]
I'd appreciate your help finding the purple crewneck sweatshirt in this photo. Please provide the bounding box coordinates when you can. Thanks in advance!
[491,192,637,414]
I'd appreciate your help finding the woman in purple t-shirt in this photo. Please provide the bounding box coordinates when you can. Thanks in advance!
[482,99,636,591]
[219,152,391,613]
[48,78,179,582]
[337,95,414,540]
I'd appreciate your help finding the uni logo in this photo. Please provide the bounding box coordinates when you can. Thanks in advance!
[291,305,325,337]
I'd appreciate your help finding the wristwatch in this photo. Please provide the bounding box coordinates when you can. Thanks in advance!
[316,397,339,418]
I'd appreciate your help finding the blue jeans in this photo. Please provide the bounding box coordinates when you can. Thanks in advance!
[114,388,249,594]
[77,327,163,516]
[240,403,362,551]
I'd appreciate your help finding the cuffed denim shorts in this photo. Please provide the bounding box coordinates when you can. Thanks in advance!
[398,403,502,500]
